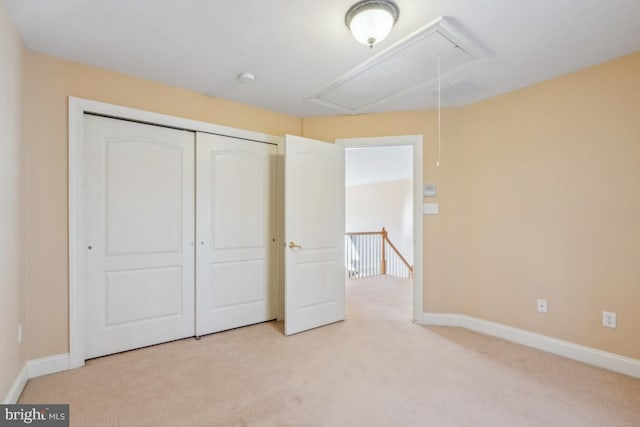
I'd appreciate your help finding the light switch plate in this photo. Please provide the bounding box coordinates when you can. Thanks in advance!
[423,203,438,215]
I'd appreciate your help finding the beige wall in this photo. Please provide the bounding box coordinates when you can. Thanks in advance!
[23,52,302,360]
[346,179,414,263]
[0,1,26,401]
[457,52,640,359]
[304,52,640,359]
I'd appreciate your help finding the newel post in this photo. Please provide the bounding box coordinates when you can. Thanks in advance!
[381,227,387,275]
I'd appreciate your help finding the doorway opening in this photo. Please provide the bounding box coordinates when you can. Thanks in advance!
[338,136,423,323]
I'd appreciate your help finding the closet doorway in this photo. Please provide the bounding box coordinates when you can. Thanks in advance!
[81,114,277,359]
[69,98,346,366]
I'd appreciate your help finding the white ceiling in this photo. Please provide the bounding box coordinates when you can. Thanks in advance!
[346,146,412,187]
[5,0,640,117]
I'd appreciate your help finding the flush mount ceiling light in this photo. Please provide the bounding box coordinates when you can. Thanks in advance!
[345,0,400,48]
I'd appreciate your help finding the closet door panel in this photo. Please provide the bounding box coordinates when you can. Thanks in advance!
[196,133,277,336]
[84,115,195,359]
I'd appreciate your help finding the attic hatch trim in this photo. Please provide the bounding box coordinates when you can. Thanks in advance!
[307,16,488,114]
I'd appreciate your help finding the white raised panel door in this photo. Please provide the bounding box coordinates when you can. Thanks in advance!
[84,115,195,359]
[284,135,345,335]
[196,133,277,336]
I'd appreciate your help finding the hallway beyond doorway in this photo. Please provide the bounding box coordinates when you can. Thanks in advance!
[346,275,412,322]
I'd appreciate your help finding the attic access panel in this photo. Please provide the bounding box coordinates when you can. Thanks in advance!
[309,17,486,114]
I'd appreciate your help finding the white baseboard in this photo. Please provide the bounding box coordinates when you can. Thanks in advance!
[26,353,71,378]
[2,353,72,404]
[420,313,640,379]
[2,365,28,404]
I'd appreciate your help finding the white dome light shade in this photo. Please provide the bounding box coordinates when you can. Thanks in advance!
[350,9,394,46]
[345,0,399,48]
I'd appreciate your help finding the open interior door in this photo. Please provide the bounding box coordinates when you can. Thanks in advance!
[284,135,345,335]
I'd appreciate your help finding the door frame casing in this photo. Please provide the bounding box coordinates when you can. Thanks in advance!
[68,97,283,369]
[337,135,424,321]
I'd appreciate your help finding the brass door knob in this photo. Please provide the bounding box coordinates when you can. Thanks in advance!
[288,241,302,249]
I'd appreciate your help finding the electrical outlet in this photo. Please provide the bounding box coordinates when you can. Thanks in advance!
[602,311,617,328]
[18,323,23,344]
[537,299,547,313]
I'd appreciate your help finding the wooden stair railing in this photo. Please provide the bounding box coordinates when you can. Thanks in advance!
[345,227,413,279]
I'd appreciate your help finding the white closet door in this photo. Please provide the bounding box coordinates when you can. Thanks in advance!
[84,115,195,359]
[196,133,277,336]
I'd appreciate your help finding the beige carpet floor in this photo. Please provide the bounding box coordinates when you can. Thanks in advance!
[20,276,640,426]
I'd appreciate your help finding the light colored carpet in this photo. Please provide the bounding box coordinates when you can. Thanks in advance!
[20,276,640,426]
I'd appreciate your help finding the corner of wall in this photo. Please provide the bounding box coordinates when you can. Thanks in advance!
[0,0,28,403]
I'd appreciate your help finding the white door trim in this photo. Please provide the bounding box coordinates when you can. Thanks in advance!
[336,135,424,322]
[68,97,283,369]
